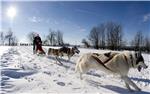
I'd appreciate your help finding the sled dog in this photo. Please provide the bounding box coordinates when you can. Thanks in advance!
[47,48,63,65]
[75,51,148,91]
[47,48,62,57]
[48,46,80,60]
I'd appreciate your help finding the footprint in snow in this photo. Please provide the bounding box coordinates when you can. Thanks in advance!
[53,80,57,82]
[58,74,61,77]
[29,60,33,62]
[57,82,65,86]
[25,77,34,82]
[73,87,81,90]
[43,71,51,76]
[1,61,7,63]
[67,82,72,85]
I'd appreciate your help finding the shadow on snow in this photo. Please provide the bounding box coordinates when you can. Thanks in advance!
[86,78,150,94]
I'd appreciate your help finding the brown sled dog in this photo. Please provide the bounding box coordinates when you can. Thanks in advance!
[48,46,80,64]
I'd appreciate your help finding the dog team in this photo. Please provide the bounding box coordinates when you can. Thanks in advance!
[33,33,148,92]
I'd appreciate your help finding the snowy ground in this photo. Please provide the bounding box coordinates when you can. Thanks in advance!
[0,46,150,94]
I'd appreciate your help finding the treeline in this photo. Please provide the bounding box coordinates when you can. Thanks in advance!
[1,22,149,53]
[0,28,18,46]
[0,28,66,46]
[82,22,150,53]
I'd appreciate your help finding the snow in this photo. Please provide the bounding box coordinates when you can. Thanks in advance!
[0,46,150,94]
[0,46,11,56]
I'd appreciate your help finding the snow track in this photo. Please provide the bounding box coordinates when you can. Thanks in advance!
[0,46,150,94]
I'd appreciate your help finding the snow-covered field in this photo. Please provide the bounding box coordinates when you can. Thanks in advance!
[0,46,150,94]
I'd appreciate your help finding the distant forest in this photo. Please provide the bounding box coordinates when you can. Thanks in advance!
[0,21,150,53]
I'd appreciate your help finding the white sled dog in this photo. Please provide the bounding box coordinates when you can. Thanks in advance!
[75,51,148,91]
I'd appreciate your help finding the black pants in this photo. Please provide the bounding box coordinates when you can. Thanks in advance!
[33,44,36,54]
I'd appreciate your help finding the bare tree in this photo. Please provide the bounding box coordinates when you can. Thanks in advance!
[144,36,150,52]
[0,32,5,45]
[87,22,123,50]
[27,32,35,43]
[42,35,48,45]
[106,22,123,50]
[46,29,64,46]
[56,30,64,46]
[97,24,106,49]
[11,36,18,46]
[5,29,13,45]
[88,27,99,49]
[82,38,90,48]
[47,29,56,46]
[131,31,144,51]
[4,29,18,46]
[43,39,48,45]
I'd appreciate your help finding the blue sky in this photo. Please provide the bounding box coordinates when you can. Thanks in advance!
[1,1,150,45]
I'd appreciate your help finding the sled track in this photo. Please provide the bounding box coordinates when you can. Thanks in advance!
[17,46,75,71]
[0,47,36,94]
[18,46,33,55]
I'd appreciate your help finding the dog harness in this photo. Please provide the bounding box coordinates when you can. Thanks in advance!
[91,55,113,71]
